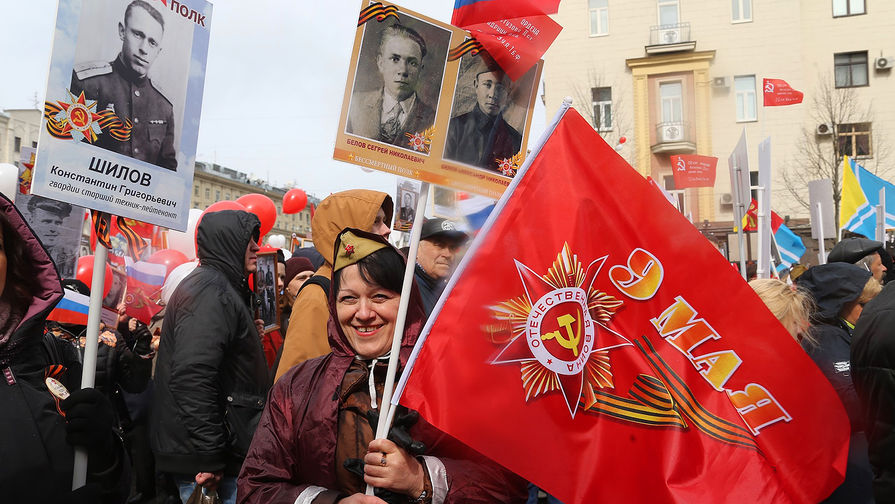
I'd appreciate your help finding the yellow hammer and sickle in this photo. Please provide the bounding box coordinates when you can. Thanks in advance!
[541,311,582,357]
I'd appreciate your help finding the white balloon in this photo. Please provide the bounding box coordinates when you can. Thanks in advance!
[0,163,19,200]
[161,260,199,305]
[165,208,203,260]
[267,234,286,249]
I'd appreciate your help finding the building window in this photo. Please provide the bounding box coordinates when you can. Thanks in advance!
[833,0,865,17]
[735,75,757,122]
[13,137,21,153]
[731,0,752,22]
[835,52,868,88]
[838,123,872,158]
[31,141,37,148]
[663,175,686,213]
[194,186,199,196]
[588,0,608,36]
[658,0,679,25]
[660,81,683,123]
[591,87,612,131]
[205,188,210,199]
[215,190,220,200]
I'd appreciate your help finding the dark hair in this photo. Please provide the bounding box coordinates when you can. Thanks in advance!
[126,0,165,31]
[333,247,405,296]
[1,213,34,309]
[379,24,427,59]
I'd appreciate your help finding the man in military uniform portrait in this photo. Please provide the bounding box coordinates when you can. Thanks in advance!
[25,196,78,278]
[347,23,436,148]
[444,55,523,173]
[70,0,177,170]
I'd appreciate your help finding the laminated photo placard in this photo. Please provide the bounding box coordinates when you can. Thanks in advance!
[334,1,542,199]
[32,0,213,231]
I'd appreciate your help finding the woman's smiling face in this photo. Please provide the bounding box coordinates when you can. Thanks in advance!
[336,263,400,359]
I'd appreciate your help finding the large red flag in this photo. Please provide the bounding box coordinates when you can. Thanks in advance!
[763,78,803,106]
[452,1,562,81]
[397,107,847,503]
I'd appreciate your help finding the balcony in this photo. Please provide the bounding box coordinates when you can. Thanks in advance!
[651,121,696,154]
[646,23,696,54]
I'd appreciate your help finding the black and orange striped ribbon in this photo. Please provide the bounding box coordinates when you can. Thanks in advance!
[44,364,68,416]
[448,38,484,61]
[92,210,113,250]
[43,102,73,140]
[96,110,133,141]
[116,216,148,261]
[358,2,399,26]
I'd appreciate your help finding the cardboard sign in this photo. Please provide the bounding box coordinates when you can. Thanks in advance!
[32,0,213,231]
[333,1,542,199]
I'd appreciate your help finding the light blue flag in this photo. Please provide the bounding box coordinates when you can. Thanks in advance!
[853,159,895,229]
[774,223,807,269]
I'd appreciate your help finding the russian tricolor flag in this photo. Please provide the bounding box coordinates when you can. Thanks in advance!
[124,259,166,324]
[47,289,90,325]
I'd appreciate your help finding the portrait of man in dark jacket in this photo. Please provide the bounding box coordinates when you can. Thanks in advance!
[151,209,269,504]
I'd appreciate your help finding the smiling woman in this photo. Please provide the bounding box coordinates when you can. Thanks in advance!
[238,227,527,503]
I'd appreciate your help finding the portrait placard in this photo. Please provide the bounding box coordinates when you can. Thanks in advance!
[333,1,542,199]
[394,178,421,231]
[15,193,84,278]
[31,0,213,231]
[253,250,280,334]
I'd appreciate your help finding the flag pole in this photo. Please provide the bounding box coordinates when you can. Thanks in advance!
[366,180,429,495]
[876,188,886,242]
[756,185,768,279]
[816,202,827,265]
[392,97,574,408]
[72,244,108,489]
[733,164,748,279]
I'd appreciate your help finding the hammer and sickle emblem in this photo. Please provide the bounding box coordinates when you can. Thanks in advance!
[541,311,582,356]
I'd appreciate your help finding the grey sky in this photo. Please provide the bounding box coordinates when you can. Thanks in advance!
[0,1,545,201]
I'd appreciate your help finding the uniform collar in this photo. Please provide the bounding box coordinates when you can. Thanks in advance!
[113,54,148,85]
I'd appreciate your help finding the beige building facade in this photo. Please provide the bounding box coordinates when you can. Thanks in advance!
[543,0,894,225]
[0,108,41,166]
[192,161,317,240]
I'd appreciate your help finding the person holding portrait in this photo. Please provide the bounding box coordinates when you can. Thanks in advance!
[239,228,526,504]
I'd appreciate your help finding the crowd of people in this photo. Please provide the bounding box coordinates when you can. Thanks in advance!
[3,185,895,503]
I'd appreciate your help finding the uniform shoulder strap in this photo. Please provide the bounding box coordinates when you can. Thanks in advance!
[73,60,112,80]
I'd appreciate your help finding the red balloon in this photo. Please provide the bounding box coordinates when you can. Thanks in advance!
[618,136,627,144]
[282,188,308,214]
[76,255,113,297]
[237,193,277,237]
[147,249,190,278]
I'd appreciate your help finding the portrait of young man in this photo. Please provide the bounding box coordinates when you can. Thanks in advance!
[443,50,539,175]
[69,0,187,171]
[22,195,80,278]
[346,17,451,150]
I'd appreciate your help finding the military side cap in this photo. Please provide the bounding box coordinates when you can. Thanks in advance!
[27,197,73,217]
[420,218,467,242]
[334,229,388,272]
[828,237,883,264]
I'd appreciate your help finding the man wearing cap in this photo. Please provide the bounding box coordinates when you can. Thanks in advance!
[347,23,435,147]
[414,218,468,315]
[444,54,522,173]
[829,237,888,284]
[70,0,177,170]
[25,196,76,278]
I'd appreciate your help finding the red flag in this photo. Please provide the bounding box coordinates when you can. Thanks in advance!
[452,1,562,81]
[398,107,847,503]
[741,199,785,233]
[763,78,803,106]
[670,154,718,188]
[124,259,165,324]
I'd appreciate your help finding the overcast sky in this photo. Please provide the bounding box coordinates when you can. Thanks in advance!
[1,1,546,201]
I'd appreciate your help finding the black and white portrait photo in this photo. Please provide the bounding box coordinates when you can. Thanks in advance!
[443,49,539,174]
[17,194,83,278]
[394,180,420,231]
[69,0,194,171]
[346,13,451,151]
[254,250,280,333]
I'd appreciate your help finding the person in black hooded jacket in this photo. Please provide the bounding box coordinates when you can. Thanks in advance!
[150,209,269,504]
[0,194,129,503]
[797,262,880,504]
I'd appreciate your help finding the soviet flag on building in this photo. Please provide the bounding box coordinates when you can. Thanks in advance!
[395,106,848,503]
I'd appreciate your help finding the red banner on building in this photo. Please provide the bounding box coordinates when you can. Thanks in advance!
[763,78,803,106]
[398,107,847,504]
[452,1,562,81]
[670,154,718,188]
